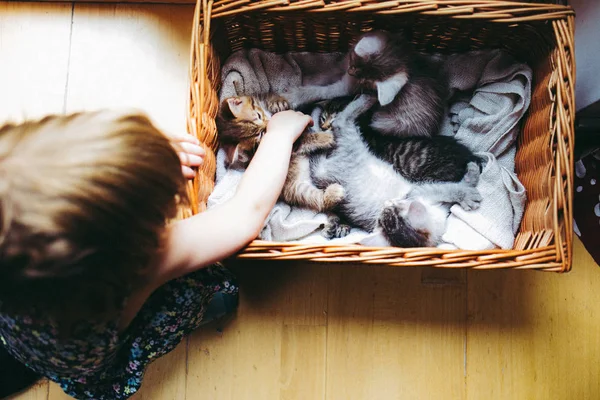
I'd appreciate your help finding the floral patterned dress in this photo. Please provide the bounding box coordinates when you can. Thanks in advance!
[0,265,238,399]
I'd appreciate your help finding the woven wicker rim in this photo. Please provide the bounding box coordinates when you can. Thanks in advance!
[184,0,576,272]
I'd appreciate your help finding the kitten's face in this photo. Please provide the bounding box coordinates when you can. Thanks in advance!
[224,96,269,132]
[317,97,353,130]
[348,31,408,83]
[222,140,255,170]
[319,108,337,131]
[217,96,270,169]
[378,199,437,247]
[348,31,412,106]
[395,200,434,233]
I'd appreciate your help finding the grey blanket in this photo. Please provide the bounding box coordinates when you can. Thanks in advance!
[219,49,347,101]
[440,49,532,171]
[210,48,532,250]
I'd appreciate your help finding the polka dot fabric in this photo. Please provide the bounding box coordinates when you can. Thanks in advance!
[574,152,600,266]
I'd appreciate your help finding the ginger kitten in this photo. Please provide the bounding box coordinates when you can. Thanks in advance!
[216,93,345,212]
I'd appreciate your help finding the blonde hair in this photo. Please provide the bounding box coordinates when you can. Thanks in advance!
[0,110,186,326]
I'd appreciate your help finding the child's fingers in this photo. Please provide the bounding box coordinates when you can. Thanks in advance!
[169,132,200,145]
[182,166,196,179]
[295,112,313,127]
[179,152,204,167]
[179,142,205,156]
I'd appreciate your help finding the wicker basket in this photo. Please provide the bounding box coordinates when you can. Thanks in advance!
[184,0,575,272]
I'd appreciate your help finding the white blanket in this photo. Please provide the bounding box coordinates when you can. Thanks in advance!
[442,153,526,250]
[208,48,531,250]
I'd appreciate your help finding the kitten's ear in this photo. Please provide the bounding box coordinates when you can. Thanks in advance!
[375,72,408,106]
[406,201,428,228]
[223,143,251,170]
[222,143,238,167]
[353,34,384,58]
[226,97,244,116]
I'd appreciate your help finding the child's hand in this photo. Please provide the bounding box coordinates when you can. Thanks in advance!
[266,110,313,142]
[167,132,205,179]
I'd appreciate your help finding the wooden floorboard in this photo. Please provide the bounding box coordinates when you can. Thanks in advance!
[65,2,194,135]
[0,1,72,123]
[186,261,329,400]
[325,266,467,400]
[466,238,600,400]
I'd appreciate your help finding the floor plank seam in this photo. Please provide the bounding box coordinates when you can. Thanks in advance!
[62,2,75,114]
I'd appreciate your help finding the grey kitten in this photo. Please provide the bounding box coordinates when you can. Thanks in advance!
[308,95,481,247]
[284,30,446,138]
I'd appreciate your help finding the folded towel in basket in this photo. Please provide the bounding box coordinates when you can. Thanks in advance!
[441,153,526,250]
[209,48,531,249]
[440,49,533,171]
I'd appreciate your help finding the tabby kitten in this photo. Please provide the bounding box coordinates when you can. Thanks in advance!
[363,134,482,183]
[216,93,345,212]
[307,95,482,247]
[283,29,446,138]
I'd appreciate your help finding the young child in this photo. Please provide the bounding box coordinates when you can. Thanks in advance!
[0,108,313,399]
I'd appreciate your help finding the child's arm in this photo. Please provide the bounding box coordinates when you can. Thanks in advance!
[155,110,313,284]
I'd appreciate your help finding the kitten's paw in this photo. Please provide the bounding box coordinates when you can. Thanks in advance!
[461,161,481,187]
[319,132,335,148]
[458,187,483,211]
[270,98,290,113]
[281,87,305,107]
[377,200,405,232]
[323,184,345,209]
[322,215,352,239]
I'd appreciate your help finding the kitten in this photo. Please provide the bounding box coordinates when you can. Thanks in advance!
[283,29,446,138]
[315,96,482,184]
[216,93,345,212]
[307,95,482,247]
[376,162,481,246]
[364,134,483,183]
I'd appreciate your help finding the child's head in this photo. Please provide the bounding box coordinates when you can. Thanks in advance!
[0,110,186,323]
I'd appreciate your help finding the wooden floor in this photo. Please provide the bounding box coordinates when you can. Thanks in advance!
[2,2,600,399]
